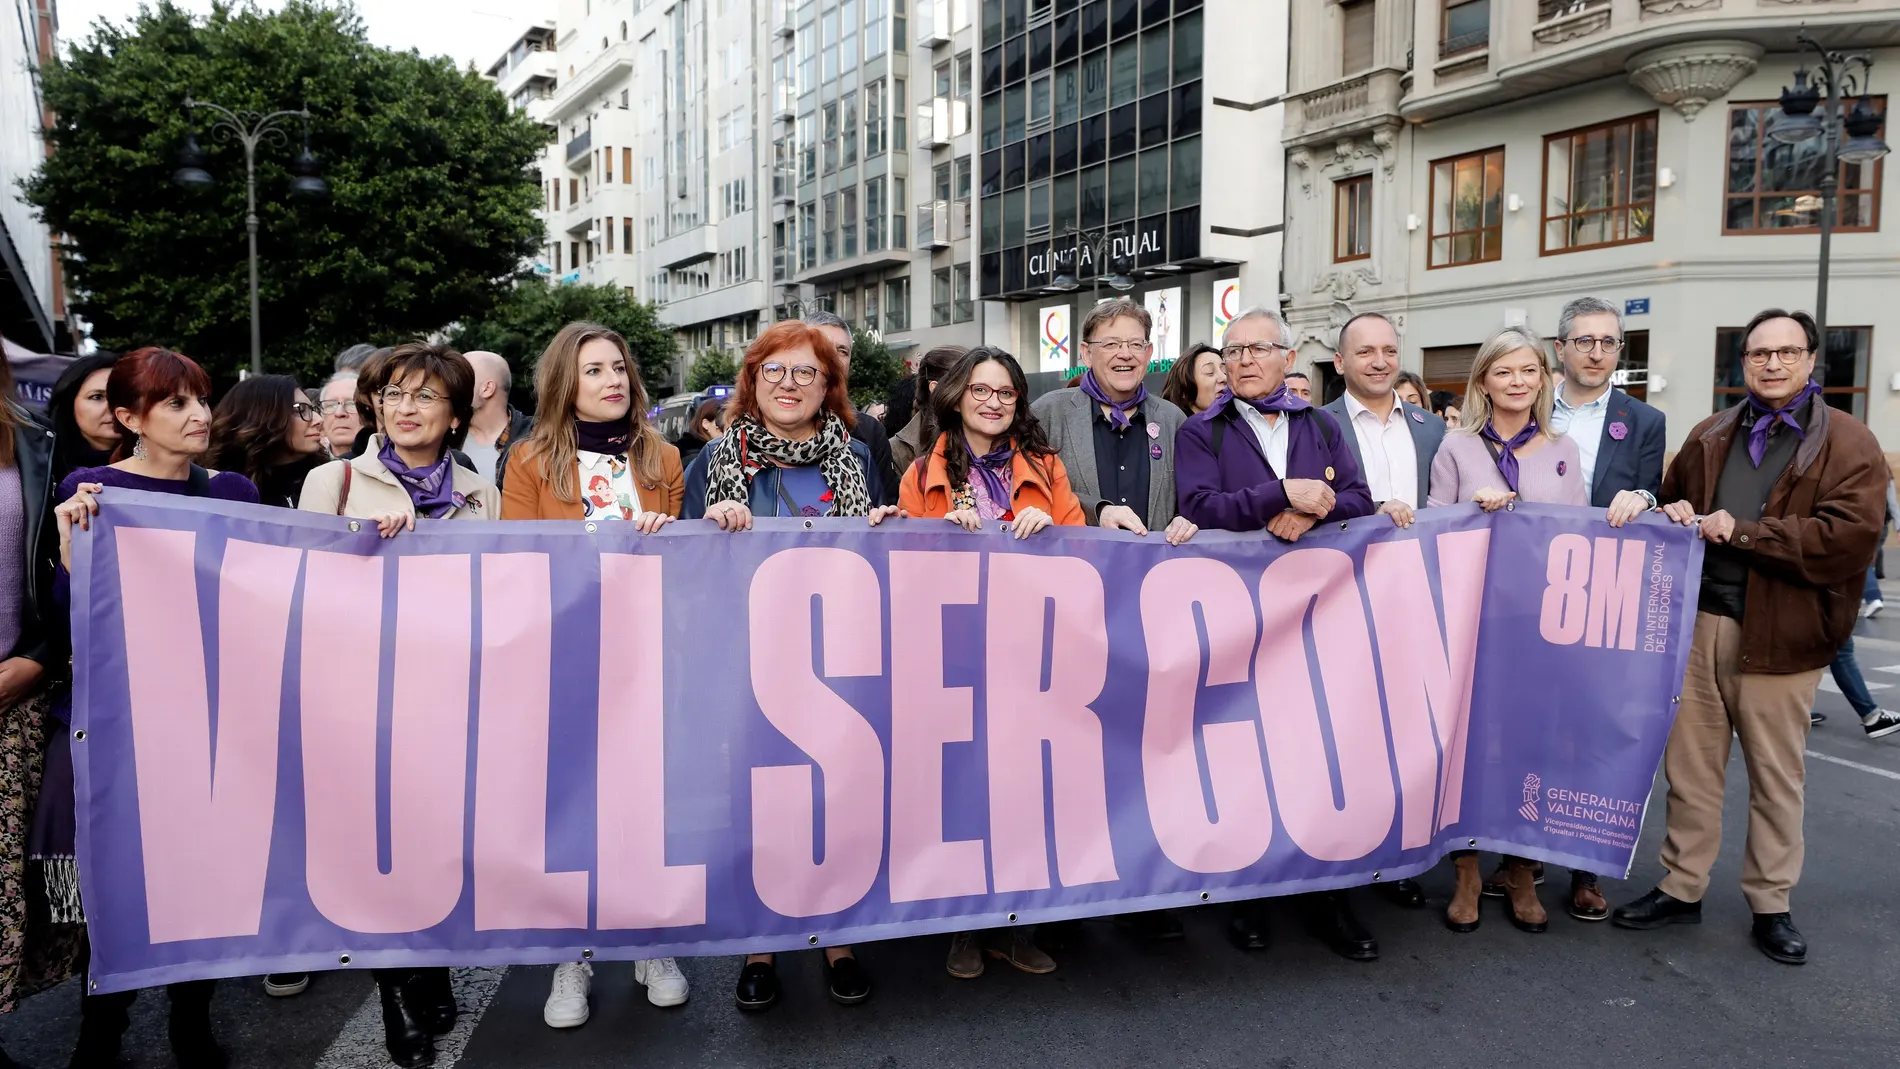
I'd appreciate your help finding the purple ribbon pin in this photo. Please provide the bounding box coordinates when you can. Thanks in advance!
[1608,421,1628,441]
[1557,460,1567,477]
[1149,442,1163,460]
[1411,410,1426,423]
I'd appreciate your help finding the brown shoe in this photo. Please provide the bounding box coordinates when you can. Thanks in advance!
[1482,858,1542,897]
[945,931,984,979]
[984,930,1057,975]
[1445,853,1482,933]
[1568,871,1609,922]
[1504,857,1548,933]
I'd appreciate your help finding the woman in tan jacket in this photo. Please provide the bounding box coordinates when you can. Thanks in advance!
[500,322,682,532]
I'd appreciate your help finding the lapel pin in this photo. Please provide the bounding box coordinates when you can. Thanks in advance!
[1608,421,1628,440]
[1150,443,1163,460]
[1146,422,1161,439]
[1324,466,1336,481]
[1411,410,1425,423]
[1557,460,1568,476]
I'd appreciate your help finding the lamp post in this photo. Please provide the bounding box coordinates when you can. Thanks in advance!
[173,97,328,375]
[1047,225,1136,300]
[1767,36,1888,343]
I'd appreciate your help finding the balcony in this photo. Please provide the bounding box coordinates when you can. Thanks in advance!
[773,82,796,122]
[770,0,795,38]
[915,98,967,148]
[917,201,951,248]
[564,128,593,167]
[547,40,634,123]
[652,224,718,270]
[1534,0,1611,46]
[1284,70,1405,149]
[916,0,952,48]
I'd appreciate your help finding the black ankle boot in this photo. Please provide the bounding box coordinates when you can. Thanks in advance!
[378,973,437,1067]
[404,968,457,1035]
[166,980,227,1069]
[68,988,134,1069]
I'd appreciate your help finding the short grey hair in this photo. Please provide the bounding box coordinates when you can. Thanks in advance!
[323,370,359,389]
[1227,305,1292,347]
[802,310,850,333]
[1555,297,1623,344]
[334,343,378,372]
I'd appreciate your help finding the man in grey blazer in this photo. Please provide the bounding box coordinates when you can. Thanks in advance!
[1323,312,1446,531]
[1032,297,1198,546]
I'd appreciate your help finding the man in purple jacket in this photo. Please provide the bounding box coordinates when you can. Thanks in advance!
[1173,305,1382,961]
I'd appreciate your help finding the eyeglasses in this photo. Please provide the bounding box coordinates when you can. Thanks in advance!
[291,402,319,423]
[966,383,1020,405]
[317,399,354,415]
[1742,346,1811,368]
[1563,336,1624,355]
[378,386,445,409]
[760,362,823,387]
[1087,339,1149,357]
[1221,341,1292,365]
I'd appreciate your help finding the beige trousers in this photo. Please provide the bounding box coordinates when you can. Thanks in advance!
[1658,612,1823,914]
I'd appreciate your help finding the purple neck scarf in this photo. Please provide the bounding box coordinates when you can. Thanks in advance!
[1744,380,1820,467]
[377,438,460,518]
[1078,370,1147,431]
[1479,418,1541,494]
[967,440,1015,514]
[1221,384,1311,418]
[575,416,633,455]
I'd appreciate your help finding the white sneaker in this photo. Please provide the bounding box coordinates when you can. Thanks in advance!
[633,957,689,1007]
[1862,599,1883,618]
[543,962,592,1028]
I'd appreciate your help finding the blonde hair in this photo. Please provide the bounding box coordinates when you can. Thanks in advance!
[1455,326,1559,440]
[522,322,668,502]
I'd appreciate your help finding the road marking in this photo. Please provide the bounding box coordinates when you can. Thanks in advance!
[1869,663,1900,674]
[1806,749,1900,782]
[314,967,509,1069]
[1818,676,1892,694]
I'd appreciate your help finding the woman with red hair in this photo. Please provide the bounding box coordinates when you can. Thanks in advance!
[680,320,895,1011]
[47,347,255,1068]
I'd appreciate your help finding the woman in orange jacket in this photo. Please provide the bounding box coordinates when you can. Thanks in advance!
[898,346,1086,538]
[500,322,683,531]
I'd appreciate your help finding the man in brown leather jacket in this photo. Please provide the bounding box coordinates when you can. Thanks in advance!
[1611,309,1887,965]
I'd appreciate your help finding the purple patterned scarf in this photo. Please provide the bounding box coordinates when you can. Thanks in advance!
[1479,418,1541,494]
[1744,380,1820,467]
[968,441,1015,515]
[1078,370,1148,431]
[378,438,461,518]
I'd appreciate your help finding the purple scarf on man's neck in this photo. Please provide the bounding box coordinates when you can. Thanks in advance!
[1744,380,1820,467]
[1220,384,1310,418]
[378,438,460,518]
[1078,369,1147,430]
[967,439,1015,514]
[1479,418,1540,494]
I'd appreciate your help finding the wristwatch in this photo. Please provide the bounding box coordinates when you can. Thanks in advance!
[1638,489,1658,509]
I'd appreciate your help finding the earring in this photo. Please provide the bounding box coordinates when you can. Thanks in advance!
[132,436,147,460]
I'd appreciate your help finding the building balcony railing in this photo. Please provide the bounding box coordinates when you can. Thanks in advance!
[916,0,952,48]
[915,97,968,148]
[1538,0,1606,21]
[1439,29,1488,59]
[1302,75,1370,128]
[917,201,951,248]
[773,82,797,122]
[564,128,593,165]
[771,0,796,37]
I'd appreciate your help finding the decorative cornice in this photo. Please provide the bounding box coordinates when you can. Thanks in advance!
[1534,9,1613,47]
[1625,38,1762,122]
[1638,0,1720,14]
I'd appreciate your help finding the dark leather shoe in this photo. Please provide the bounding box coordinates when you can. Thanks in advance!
[1115,909,1186,941]
[405,969,457,1035]
[734,961,779,1011]
[1568,871,1609,921]
[1611,887,1702,930]
[1373,878,1425,909]
[825,955,872,1005]
[1752,913,1807,965]
[1304,892,1378,962]
[1226,903,1271,951]
[377,977,436,1068]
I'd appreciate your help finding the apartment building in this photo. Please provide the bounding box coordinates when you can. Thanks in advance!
[1,0,63,353]
[1283,0,1900,449]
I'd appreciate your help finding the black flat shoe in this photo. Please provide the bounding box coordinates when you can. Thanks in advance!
[1611,887,1702,930]
[1226,903,1271,951]
[825,955,872,1006]
[377,978,435,1068]
[1304,892,1378,962]
[1114,909,1186,941]
[734,961,779,1011]
[1373,878,1426,909]
[1752,912,1807,965]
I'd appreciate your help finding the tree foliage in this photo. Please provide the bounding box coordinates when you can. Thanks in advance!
[24,0,547,387]
[848,326,902,408]
[449,280,678,403]
[685,349,739,393]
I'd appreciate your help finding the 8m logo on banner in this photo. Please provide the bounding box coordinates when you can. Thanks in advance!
[1539,535,1648,651]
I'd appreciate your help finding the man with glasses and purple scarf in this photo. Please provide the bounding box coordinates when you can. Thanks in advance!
[1609,309,1887,966]
[1173,305,1381,962]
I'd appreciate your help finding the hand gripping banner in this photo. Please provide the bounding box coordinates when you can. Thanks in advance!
[70,492,1702,991]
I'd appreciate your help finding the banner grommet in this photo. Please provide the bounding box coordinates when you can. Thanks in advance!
[348,521,360,532]
[339,953,352,965]
[72,729,86,742]
[1200,892,1210,902]
[582,948,594,959]
[807,935,819,945]
[1007,912,1018,923]
[585,523,598,534]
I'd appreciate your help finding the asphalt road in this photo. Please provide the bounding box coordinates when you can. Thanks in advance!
[5,594,1898,1069]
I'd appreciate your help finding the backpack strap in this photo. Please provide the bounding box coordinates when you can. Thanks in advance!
[337,463,353,516]
[185,464,211,496]
[1210,418,1225,458]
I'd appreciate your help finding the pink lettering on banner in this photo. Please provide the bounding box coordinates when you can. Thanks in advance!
[597,553,707,929]
[473,554,587,931]
[748,548,885,918]
[117,530,300,943]
[1253,548,1395,862]
[302,552,471,934]
[1540,533,1592,645]
[986,554,1118,893]
[1586,537,1645,651]
[1138,558,1274,873]
[887,551,989,903]
[1364,530,1489,838]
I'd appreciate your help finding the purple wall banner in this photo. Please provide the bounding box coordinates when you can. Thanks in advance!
[71,492,1702,992]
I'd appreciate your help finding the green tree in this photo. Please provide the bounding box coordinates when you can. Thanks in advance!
[23,0,546,386]
[848,326,901,408]
[449,280,678,402]
[685,349,739,393]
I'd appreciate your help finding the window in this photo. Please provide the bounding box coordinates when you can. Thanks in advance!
[1341,0,1373,76]
[1543,112,1657,254]
[936,60,953,100]
[606,216,615,253]
[824,103,840,174]
[866,176,885,251]
[1334,174,1371,261]
[957,51,974,105]
[867,0,887,60]
[623,218,633,253]
[865,284,880,333]
[933,267,953,326]
[1725,98,1884,233]
[604,146,614,182]
[1423,344,1481,393]
[953,263,973,321]
[623,147,633,184]
[844,188,860,257]
[1429,147,1504,268]
[1440,0,1488,57]
[1713,326,1871,419]
[894,176,909,246]
[800,113,817,181]
[866,80,886,158]
[1030,73,1052,129]
[823,192,839,261]
[843,92,859,167]
[894,79,909,145]
[885,276,911,331]
[800,201,818,269]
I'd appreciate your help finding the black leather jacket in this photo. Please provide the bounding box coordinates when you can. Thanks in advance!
[12,407,62,669]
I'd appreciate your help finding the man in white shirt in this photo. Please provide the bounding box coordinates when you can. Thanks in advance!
[1322,313,1444,532]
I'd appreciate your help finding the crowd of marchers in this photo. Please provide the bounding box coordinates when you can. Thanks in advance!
[0,290,1894,1068]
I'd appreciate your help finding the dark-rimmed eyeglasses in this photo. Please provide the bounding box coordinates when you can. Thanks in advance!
[1742,346,1811,368]
[1221,341,1292,365]
[291,402,319,424]
[966,383,1019,405]
[1563,336,1624,355]
[760,362,823,387]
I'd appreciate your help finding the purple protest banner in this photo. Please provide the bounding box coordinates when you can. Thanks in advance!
[69,491,1701,992]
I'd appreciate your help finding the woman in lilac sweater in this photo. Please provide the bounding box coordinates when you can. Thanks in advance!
[1426,326,1585,939]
